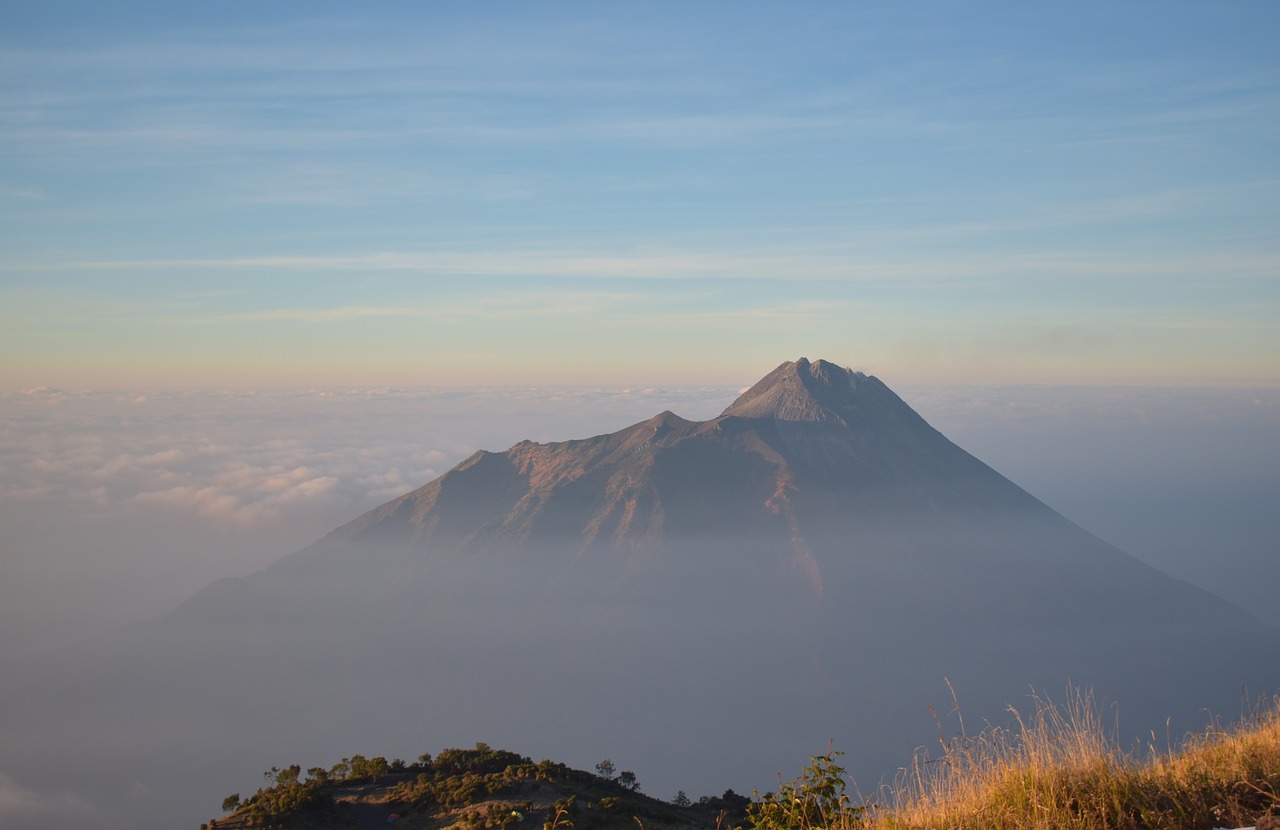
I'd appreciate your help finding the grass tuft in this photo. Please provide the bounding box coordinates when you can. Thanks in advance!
[855,689,1280,830]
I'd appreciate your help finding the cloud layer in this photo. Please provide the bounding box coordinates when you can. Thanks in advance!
[0,384,736,658]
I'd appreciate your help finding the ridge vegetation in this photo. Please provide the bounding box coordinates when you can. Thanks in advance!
[205,694,1280,830]
[204,742,749,830]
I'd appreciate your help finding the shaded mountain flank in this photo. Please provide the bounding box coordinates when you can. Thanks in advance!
[3,358,1276,830]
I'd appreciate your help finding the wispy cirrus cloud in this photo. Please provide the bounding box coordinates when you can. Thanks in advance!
[210,305,425,324]
[0,185,51,201]
[6,244,1277,282]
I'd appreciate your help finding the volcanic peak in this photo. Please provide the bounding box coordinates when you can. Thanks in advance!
[719,357,883,426]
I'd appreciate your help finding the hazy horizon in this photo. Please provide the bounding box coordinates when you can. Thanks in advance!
[4,377,1278,663]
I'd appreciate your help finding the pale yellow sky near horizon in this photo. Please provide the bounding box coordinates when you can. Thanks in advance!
[4,280,1277,391]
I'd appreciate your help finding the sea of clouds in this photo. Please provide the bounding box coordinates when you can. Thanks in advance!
[2,381,1278,663]
[0,385,736,659]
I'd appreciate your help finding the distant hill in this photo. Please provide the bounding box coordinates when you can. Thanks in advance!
[4,358,1276,830]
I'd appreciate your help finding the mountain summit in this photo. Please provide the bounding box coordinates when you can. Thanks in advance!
[720,357,883,424]
[6,359,1276,830]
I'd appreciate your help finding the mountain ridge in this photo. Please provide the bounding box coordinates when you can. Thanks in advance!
[296,358,1050,565]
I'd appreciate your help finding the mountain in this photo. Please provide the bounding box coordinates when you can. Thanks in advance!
[2,358,1276,830]
[301,358,1037,555]
[266,356,1247,636]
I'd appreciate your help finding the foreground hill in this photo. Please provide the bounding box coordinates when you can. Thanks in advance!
[3,358,1277,830]
[209,697,1280,830]
[205,744,748,830]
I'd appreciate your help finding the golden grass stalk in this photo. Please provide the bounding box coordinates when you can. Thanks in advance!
[861,688,1280,830]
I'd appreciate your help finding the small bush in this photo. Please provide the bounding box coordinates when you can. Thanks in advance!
[748,749,868,830]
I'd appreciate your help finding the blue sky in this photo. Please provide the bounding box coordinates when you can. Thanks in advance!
[2,1,1278,387]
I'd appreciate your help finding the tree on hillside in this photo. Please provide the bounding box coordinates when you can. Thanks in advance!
[618,771,639,792]
[595,759,616,779]
[349,754,390,782]
[367,756,390,782]
[264,765,300,787]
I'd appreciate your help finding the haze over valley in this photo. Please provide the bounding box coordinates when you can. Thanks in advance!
[2,361,1277,830]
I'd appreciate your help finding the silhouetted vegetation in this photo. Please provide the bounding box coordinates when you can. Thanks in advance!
[207,742,748,830]
[206,695,1280,830]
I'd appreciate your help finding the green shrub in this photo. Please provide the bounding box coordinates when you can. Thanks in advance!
[747,750,867,830]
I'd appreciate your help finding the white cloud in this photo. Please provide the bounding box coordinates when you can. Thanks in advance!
[133,486,244,521]
[138,449,185,466]
[0,385,740,523]
[8,241,1278,288]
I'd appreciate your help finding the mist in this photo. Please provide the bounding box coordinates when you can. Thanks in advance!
[1,382,1277,830]
[903,384,1280,631]
[0,385,735,660]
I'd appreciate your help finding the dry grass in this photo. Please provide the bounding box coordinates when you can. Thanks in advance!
[855,689,1280,830]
